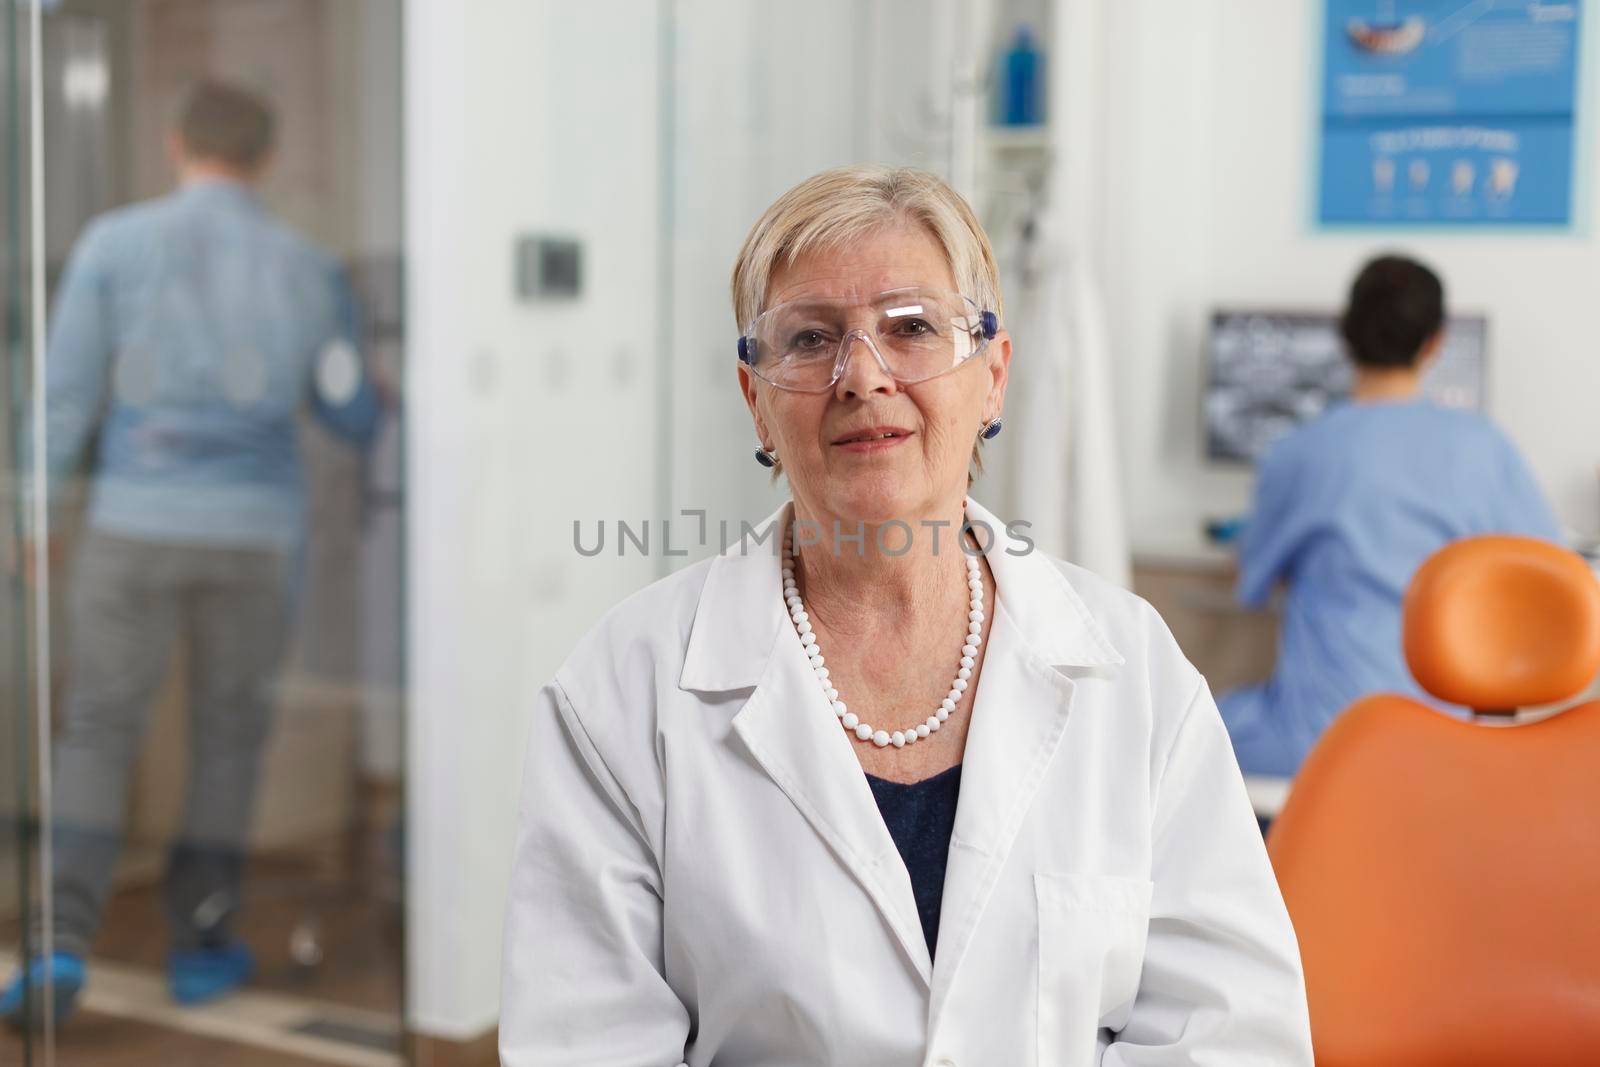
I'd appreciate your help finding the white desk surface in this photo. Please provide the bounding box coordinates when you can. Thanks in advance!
[1244,775,1292,820]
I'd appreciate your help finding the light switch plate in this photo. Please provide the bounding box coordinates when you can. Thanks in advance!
[515,235,582,300]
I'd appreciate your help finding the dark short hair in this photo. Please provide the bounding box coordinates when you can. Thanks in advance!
[1339,254,1445,369]
[178,79,275,170]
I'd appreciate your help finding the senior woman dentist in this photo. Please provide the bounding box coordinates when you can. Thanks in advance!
[500,166,1313,1066]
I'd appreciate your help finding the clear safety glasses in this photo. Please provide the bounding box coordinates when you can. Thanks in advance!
[737,287,999,393]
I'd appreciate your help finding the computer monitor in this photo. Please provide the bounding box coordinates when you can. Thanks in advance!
[1204,310,1487,464]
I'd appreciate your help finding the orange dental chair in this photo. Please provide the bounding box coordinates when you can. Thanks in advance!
[1266,536,1600,1066]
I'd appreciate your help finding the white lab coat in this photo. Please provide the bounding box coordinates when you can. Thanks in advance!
[500,498,1313,1067]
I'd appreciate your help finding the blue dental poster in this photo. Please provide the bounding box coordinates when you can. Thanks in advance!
[1319,1,1583,226]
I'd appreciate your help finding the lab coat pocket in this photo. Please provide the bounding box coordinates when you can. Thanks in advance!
[1036,872,1154,1065]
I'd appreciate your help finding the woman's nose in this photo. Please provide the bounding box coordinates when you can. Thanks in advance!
[834,332,898,399]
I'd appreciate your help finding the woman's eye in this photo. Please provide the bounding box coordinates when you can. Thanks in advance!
[893,318,936,337]
[791,329,831,350]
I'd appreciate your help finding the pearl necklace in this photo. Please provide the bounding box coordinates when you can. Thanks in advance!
[782,519,984,750]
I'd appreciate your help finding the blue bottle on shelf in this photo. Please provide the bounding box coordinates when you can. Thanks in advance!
[1001,25,1041,126]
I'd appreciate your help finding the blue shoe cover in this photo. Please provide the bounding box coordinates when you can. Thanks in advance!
[168,942,254,1006]
[0,952,86,1029]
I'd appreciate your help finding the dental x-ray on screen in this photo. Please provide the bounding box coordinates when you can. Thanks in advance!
[1205,310,1487,463]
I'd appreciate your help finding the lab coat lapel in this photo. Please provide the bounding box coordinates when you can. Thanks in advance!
[731,626,936,986]
[930,500,1125,1021]
[684,500,934,985]
[929,595,1075,1018]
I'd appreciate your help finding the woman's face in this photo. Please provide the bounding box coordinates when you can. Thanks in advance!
[739,223,1011,526]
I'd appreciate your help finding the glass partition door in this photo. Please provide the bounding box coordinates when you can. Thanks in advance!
[1,3,406,1064]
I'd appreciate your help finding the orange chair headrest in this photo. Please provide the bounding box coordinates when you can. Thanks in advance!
[1404,536,1600,711]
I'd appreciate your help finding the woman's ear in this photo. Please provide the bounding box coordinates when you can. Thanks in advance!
[986,329,1012,413]
[737,364,770,445]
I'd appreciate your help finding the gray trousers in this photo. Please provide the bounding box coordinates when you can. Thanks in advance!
[41,531,290,957]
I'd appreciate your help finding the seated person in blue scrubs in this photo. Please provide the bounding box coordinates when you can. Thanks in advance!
[1218,254,1561,778]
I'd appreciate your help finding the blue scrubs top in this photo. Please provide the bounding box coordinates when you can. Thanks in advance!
[1219,398,1561,777]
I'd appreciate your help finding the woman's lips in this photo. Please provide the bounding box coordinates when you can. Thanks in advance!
[832,428,913,453]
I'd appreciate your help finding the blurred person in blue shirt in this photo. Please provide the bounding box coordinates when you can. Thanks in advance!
[3,78,380,1026]
[1218,254,1560,780]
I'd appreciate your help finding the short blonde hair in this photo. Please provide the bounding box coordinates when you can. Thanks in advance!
[731,164,1003,330]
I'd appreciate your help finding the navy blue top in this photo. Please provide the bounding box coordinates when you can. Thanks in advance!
[865,764,963,957]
